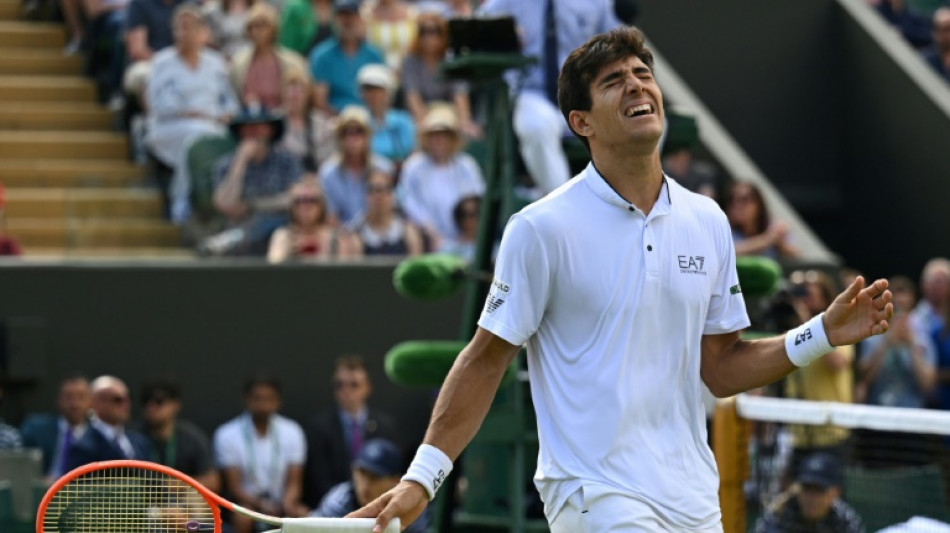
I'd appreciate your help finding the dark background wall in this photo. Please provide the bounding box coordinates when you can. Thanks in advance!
[641,1,950,279]
[0,263,465,446]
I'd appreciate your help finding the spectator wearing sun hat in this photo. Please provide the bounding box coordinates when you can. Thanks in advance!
[319,105,394,225]
[356,63,416,165]
[397,104,484,251]
[0,181,21,257]
[199,105,302,256]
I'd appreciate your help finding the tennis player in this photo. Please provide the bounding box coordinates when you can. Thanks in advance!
[351,27,894,532]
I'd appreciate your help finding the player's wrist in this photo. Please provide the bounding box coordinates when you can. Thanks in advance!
[785,312,834,367]
[401,443,453,501]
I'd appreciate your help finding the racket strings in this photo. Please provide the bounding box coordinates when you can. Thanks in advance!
[41,466,216,532]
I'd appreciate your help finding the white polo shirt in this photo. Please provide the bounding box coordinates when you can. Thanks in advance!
[478,164,750,529]
[213,413,307,501]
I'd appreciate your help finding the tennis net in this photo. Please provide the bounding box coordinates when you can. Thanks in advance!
[715,394,950,533]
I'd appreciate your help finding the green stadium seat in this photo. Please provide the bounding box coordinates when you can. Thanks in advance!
[844,464,950,532]
[186,134,237,220]
[0,481,15,533]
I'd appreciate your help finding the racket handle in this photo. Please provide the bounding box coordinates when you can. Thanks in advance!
[280,517,401,533]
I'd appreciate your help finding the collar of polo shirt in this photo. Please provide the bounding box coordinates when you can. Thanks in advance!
[583,163,674,216]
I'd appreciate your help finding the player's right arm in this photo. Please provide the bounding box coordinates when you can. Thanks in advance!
[347,329,520,532]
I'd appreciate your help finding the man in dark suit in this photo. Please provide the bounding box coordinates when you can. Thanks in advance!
[21,374,92,479]
[303,355,397,508]
[66,375,150,470]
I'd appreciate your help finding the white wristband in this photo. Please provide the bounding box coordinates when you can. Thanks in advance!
[785,313,834,367]
[401,444,453,501]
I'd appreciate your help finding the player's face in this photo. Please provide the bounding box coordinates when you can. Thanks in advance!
[352,468,399,507]
[796,484,837,522]
[583,55,664,153]
[58,379,91,425]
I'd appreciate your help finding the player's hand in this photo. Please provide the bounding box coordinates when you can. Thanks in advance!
[823,276,893,347]
[346,480,429,533]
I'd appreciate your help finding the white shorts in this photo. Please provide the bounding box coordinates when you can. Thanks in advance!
[548,484,724,533]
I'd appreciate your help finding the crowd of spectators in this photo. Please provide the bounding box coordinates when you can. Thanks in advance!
[39,0,649,261]
[1,356,426,532]
[869,0,950,82]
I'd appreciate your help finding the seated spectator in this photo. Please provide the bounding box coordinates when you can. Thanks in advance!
[930,266,950,411]
[230,3,311,109]
[279,0,335,57]
[399,105,484,251]
[877,0,934,49]
[725,181,799,259]
[912,257,950,335]
[319,106,394,225]
[277,67,337,174]
[137,377,218,491]
[214,376,308,533]
[310,439,431,533]
[0,375,23,449]
[20,374,91,479]
[200,106,302,256]
[145,4,240,224]
[356,64,416,164]
[662,146,719,199]
[349,168,423,256]
[857,275,936,408]
[309,0,385,114]
[267,180,362,263]
[439,194,480,262]
[401,11,479,137]
[922,7,950,82]
[755,453,863,533]
[204,0,254,60]
[303,355,397,508]
[362,0,417,70]
[66,376,150,470]
[0,181,21,256]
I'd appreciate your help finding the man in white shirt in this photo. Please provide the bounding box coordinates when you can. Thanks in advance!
[352,27,894,532]
[213,376,308,533]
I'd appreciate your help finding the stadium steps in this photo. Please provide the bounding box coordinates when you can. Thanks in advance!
[7,219,181,248]
[0,102,112,130]
[3,189,163,218]
[0,13,184,256]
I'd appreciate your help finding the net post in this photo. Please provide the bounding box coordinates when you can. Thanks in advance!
[714,395,750,533]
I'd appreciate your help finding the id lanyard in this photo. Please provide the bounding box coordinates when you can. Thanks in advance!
[149,426,177,468]
[242,414,281,497]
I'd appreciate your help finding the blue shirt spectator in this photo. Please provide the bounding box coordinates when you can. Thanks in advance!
[309,0,385,113]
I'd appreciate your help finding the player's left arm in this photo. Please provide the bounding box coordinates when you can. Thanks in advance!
[701,276,893,398]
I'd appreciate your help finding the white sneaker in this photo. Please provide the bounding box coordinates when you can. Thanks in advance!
[63,37,82,56]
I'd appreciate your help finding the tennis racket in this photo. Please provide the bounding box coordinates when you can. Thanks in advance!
[36,459,400,533]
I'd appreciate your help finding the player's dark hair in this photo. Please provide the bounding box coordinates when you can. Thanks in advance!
[243,374,282,396]
[559,26,655,153]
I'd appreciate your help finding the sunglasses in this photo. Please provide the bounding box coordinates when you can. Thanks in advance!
[144,396,170,406]
[106,394,129,405]
[333,379,361,390]
[368,185,392,195]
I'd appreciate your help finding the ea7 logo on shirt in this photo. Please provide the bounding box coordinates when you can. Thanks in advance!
[485,294,505,314]
[678,255,707,275]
